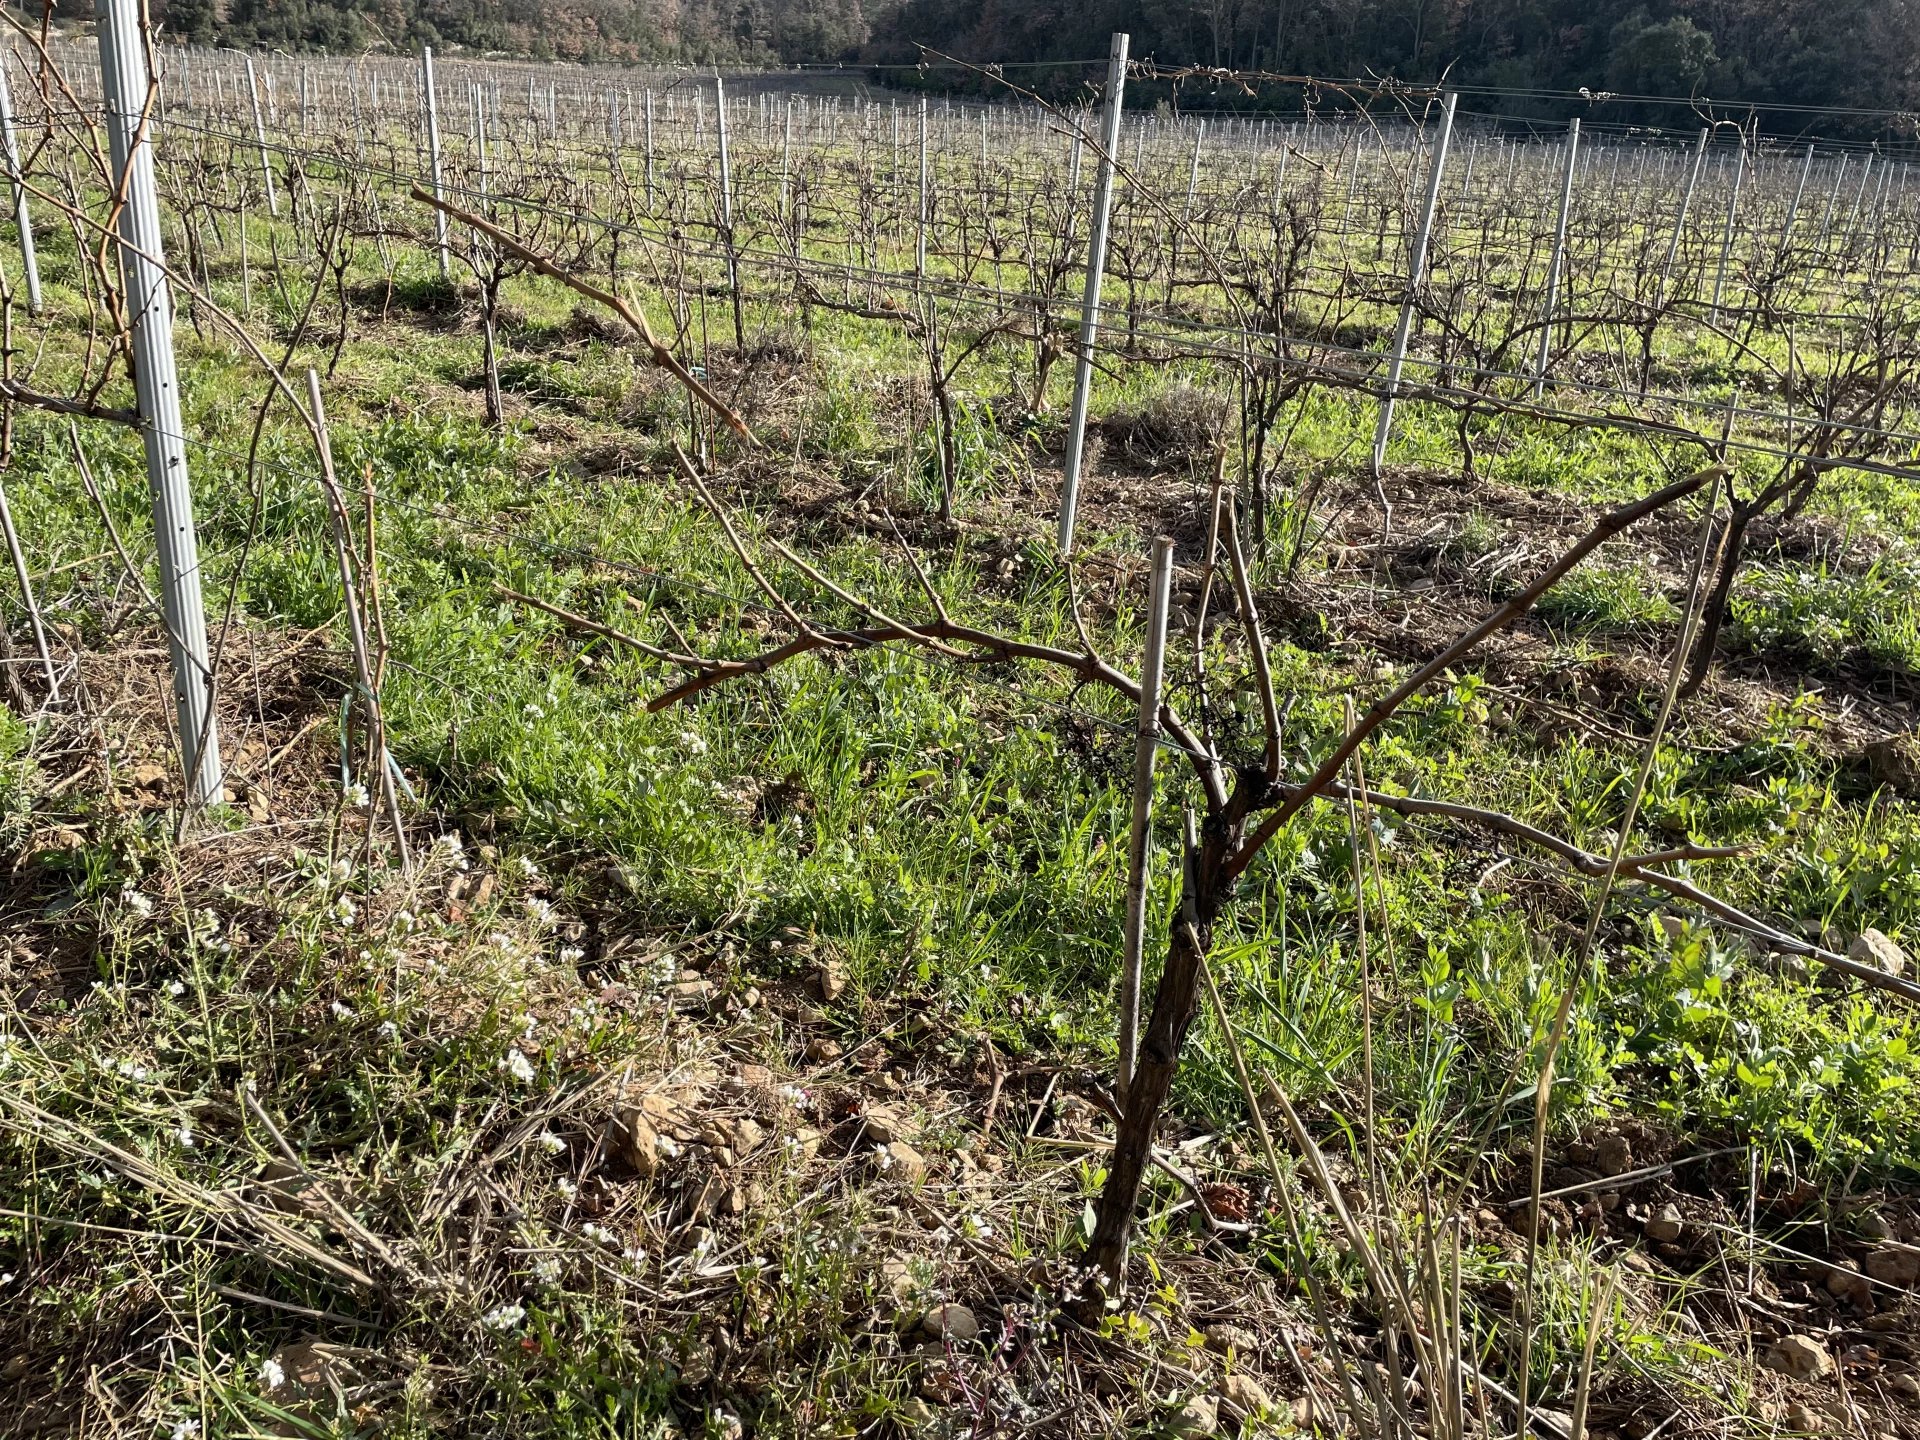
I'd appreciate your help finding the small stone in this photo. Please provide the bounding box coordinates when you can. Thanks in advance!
[1849,930,1908,978]
[1220,1373,1272,1419]
[882,1141,928,1184]
[613,1110,662,1177]
[1886,1372,1920,1400]
[1656,913,1687,941]
[790,1126,824,1161]
[1593,1134,1633,1176]
[1764,1334,1833,1382]
[732,1064,775,1093]
[920,1303,979,1343]
[805,1037,842,1062]
[1782,1402,1822,1434]
[863,1104,907,1145]
[1863,1246,1920,1287]
[731,1118,766,1155]
[897,1397,936,1426]
[1644,1204,1684,1243]
[1169,1395,1219,1439]
[1855,1210,1894,1241]
[669,976,714,1008]
[1825,1264,1874,1311]
[1203,1323,1258,1355]
[814,957,848,1003]
[882,1255,918,1308]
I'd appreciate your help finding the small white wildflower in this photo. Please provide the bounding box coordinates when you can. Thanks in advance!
[531,1255,562,1285]
[558,946,586,965]
[173,1123,195,1148]
[122,887,155,918]
[514,856,541,880]
[378,1020,399,1038]
[537,1131,566,1154]
[680,730,709,756]
[330,860,353,881]
[654,1134,680,1159]
[488,933,515,953]
[343,782,371,809]
[331,895,357,924]
[166,980,186,997]
[623,1245,647,1263]
[393,909,417,933]
[523,897,555,926]
[116,1059,151,1083]
[170,1420,201,1440]
[872,1144,894,1171]
[523,702,546,719]
[502,1048,536,1084]
[581,1222,620,1248]
[480,1301,526,1331]
[556,1178,578,1198]
[330,1000,355,1020]
[259,1356,286,1390]
[778,1084,812,1111]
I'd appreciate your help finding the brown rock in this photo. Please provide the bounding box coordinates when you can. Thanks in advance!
[1782,1402,1822,1433]
[730,1118,766,1155]
[813,957,848,1003]
[863,1104,908,1145]
[1864,1246,1920,1287]
[1764,1335,1833,1382]
[1203,1323,1258,1356]
[1825,1264,1874,1311]
[1220,1373,1272,1419]
[1593,1134,1633,1176]
[1169,1395,1219,1439]
[921,1303,979,1343]
[805,1037,843,1062]
[1849,930,1908,978]
[882,1141,928,1184]
[1887,1373,1920,1400]
[1644,1205,1684,1243]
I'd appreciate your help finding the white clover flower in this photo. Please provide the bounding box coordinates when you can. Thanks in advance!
[259,1356,286,1390]
[502,1048,536,1084]
[122,887,155,919]
[537,1131,566,1154]
[480,1301,526,1331]
[558,946,586,965]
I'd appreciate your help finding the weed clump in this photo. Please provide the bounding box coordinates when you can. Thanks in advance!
[1102,382,1229,465]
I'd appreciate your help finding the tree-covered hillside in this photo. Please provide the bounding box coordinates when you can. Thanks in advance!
[148,0,1920,133]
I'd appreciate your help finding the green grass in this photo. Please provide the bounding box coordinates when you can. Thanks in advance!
[2,113,1918,1440]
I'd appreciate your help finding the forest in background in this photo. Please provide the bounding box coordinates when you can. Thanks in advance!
[142,0,1920,136]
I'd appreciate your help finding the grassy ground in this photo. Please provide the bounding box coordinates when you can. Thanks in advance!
[1,169,1918,1440]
